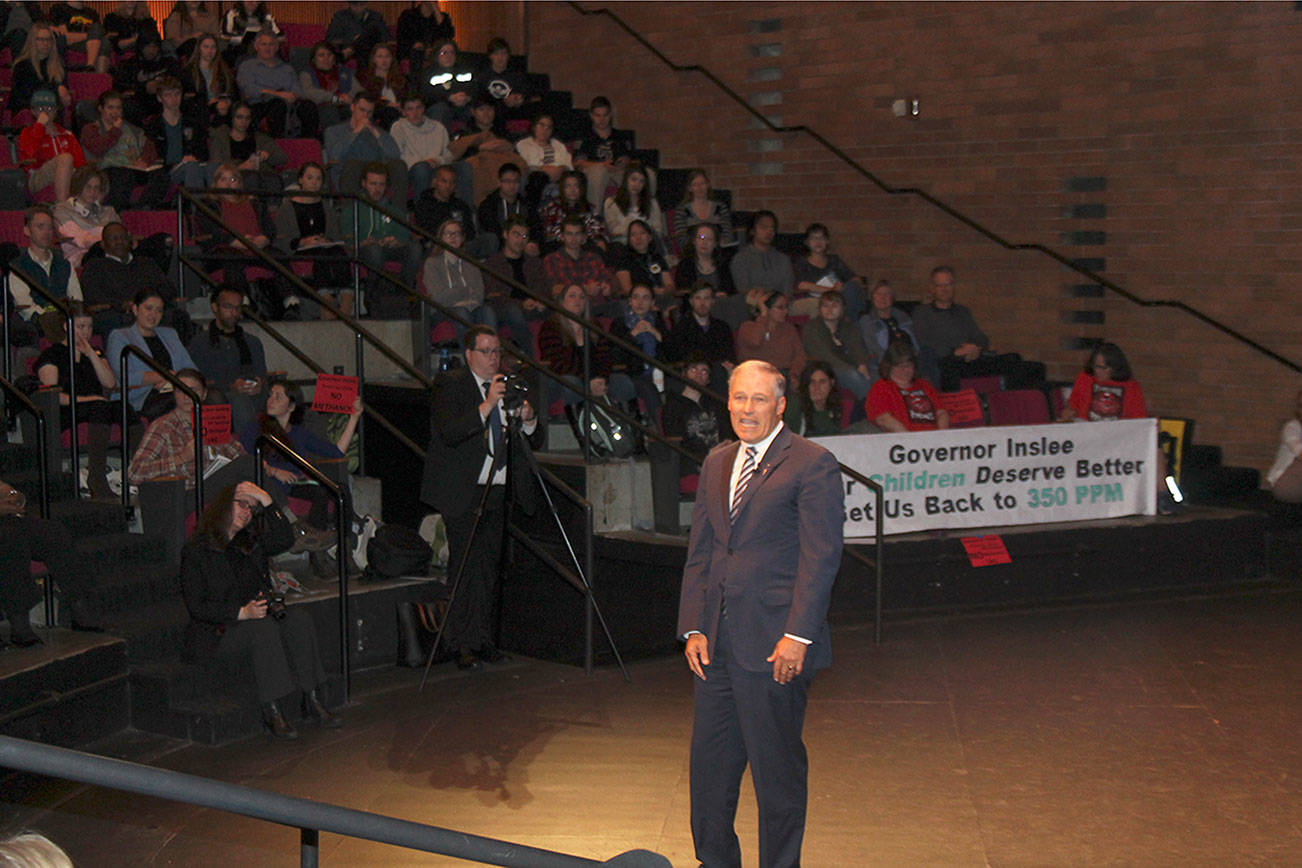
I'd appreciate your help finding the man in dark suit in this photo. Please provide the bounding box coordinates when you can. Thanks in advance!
[420,325,542,670]
[678,359,845,868]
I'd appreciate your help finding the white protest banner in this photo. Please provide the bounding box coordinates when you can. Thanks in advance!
[815,420,1157,537]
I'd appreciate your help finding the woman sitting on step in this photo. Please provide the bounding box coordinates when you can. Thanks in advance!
[181,481,342,740]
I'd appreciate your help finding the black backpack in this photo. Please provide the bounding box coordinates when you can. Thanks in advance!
[364,524,434,581]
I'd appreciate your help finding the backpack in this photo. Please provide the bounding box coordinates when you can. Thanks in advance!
[363,523,433,581]
[577,400,637,459]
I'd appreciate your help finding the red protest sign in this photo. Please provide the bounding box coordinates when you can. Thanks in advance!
[312,374,359,414]
[939,389,984,426]
[201,403,232,445]
[960,535,1012,567]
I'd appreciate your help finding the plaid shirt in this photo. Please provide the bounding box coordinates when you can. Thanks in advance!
[127,408,245,486]
[541,249,615,299]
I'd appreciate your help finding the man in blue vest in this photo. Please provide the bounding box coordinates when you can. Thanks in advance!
[7,206,82,346]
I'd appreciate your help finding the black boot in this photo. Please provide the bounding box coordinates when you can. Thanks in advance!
[6,609,41,648]
[302,689,343,729]
[262,701,298,740]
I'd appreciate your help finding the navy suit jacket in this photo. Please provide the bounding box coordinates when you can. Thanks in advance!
[676,424,845,673]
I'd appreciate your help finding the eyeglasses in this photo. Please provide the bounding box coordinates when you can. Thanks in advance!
[471,347,503,356]
[233,499,260,512]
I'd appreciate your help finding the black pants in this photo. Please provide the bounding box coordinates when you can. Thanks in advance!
[690,616,812,868]
[250,97,319,138]
[214,606,326,704]
[442,485,506,654]
[0,514,88,623]
[102,166,170,210]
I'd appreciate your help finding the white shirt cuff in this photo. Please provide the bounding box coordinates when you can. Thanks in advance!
[783,633,811,645]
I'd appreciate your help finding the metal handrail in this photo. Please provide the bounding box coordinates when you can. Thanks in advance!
[0,735,664,866]
[564,1,1302,376]
[176,253,429,461]
[253,432,352,700]
[3,264,81,497]
[0,376,55,626]
[117,345,204,519]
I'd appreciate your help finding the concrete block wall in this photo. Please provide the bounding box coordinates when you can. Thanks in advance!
[525,1,1302,473]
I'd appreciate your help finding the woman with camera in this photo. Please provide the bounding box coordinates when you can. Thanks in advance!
[180,481,343,740]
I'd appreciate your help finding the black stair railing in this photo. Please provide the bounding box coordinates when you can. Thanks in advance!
[0,376,55,625]
[564,1,1301,375]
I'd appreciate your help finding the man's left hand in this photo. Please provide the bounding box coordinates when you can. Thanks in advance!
[766,637,807,684]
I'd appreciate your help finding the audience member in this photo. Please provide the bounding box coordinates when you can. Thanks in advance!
[17,89,85,202]
[209,100,287,195]
[859,278,922,370]
[516,113,572,206]
[357,42,405,128]
[730,210,794,303]
[187,287,267,432]
[113,29,179,124]
[0,1,35,60]
[613,219,673,298]
[107,287,197,416]
[608,283,667,421]
[180,480,342,741]
[477,36,529,114]
[236,29,315,138]
[143,76,210,190]
[392,91,453,197]
[299,40,360,131]
[1,481,101,645]
[419,218,495,339]
[325,89,402,188]
[396,1,454,70]
[104,1,161,57]
[478,163,539,253]
[537,283,636,413]
[672,168,736,251]
[661,354,732,474]
[1267,389,1302,503]
[80,90,169,210]
[736,289,805,386]
[179,33,234,126]
[49,0,108,72]
[8,207,83,345]
[81,222,180,337]
[604,161,666,248]
[673,222,734,311]
[540,170,608,254]
[792,223,865,320]
[274,162,352,318]
[327,0,388,66]
[1060,341,1147,423]
[802,290,873,403]
[482,215,546,354]
[417,37,474,127]
[574,96,637,211]
[35,302,130,500]
[9,24,72,116]
[447,97,520,204]
[53,166,118,269]
[196,163,286,315]
[910,265,992,391]
[164,1,222,60]
[221,0,282,65]
[541,217,614,304]
[784,361,848,437]
[0,832,73,866]
[865,341,948,432]
[414,164,493,257]
[344,163,422,318]
[660,284,736,393]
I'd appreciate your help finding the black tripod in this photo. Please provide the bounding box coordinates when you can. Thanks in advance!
[420,409,628,689]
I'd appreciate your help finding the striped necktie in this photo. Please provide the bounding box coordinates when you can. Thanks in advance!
[730,446,757,525]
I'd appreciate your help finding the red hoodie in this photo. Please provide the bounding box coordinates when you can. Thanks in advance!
[17,121,88,169]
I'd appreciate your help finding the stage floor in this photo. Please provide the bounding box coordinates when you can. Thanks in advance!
[1,587,1297,866]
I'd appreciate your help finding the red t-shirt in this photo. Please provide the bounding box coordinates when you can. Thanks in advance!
[866,377,944,431]
[1067,372,1146,421]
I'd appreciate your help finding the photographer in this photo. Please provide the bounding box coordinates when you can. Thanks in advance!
[180,481,343,740]
[420,326,543,671]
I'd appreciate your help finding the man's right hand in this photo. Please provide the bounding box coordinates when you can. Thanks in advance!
[480,375,507,417]
[238,597,268,620]
[684,633,710,680]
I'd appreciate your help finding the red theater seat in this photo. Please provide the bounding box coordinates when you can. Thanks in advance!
[986,389,1051,426]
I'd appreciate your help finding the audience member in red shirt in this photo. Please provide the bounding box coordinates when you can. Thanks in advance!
[16,90,86,201]
[866,341,949,433]
[1061,341,1147,422]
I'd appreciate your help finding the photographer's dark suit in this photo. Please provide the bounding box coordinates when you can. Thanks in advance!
[420,365,543,659]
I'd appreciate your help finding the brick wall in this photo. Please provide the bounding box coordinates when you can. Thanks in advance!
[527,1,1302,474]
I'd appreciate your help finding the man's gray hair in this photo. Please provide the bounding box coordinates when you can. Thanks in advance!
[729,360,785,398]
